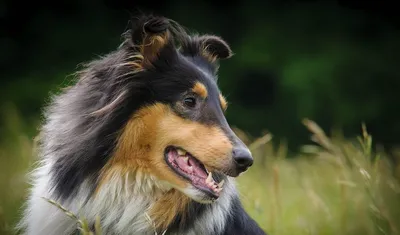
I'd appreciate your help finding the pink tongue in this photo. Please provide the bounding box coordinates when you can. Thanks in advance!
[176,157,189,170]
[175,155,208,179]
[189,157,208,178]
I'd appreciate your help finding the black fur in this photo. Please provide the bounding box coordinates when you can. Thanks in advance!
[222,196,267,235]
[48,48,151,201]
[168,187,267,235]
[48,16,188,201]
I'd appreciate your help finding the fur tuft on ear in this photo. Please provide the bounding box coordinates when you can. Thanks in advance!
[198,35,233,60]
[180,34,233,64]
[129,15,172,68]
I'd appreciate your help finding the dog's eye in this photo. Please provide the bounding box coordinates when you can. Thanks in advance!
[183,97,197,108]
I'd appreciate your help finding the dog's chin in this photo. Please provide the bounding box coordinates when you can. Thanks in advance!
[164,146,227,203]
[180,185,219,204]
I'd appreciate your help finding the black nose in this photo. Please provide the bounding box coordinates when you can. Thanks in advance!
[232,147,253,171]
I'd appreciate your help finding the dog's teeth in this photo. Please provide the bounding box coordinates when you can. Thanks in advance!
[187,166,193,173]
[177,149,187,156]
[206,172,213,183]
[218,180,225,188]
[182,156,189,163]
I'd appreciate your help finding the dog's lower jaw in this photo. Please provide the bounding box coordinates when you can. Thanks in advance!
[180,185,219,204]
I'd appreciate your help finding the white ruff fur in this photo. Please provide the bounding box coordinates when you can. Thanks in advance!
[18,158,236,235]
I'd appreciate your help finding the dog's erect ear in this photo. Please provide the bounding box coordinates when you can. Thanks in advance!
[198,35,233,61]
[180,35,233,63]
[129,15,172,68]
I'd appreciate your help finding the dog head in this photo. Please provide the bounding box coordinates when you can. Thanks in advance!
[48,15,253,204]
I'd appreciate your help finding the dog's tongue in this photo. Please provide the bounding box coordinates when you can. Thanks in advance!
[175,154,208,178]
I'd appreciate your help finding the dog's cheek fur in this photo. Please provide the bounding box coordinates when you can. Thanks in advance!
[104,103,189,189]
[109,102,233,183]
[154,105,234,173]
[98,101,233,202]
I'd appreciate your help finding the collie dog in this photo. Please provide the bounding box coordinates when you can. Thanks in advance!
[18,15,266,235]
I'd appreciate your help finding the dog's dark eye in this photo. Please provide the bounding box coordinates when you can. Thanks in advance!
[183,97,197,108]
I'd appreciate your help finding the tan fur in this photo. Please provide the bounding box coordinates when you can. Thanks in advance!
[200,44,218,63]
[219,94,228,111]
[149,189,191,231]
[95,166,127,196]
[109,103,233,185]
[124,31,169,71]
[192,82,208,99]
[140,32,170,67]
[128,54,145,70]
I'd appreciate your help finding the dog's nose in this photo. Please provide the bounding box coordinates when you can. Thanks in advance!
[232,147,253,172]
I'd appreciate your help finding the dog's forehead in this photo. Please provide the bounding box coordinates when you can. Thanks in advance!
[199,73,220,99]
[181,55,221,97]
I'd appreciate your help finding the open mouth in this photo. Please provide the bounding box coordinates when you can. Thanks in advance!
[164,146,225,199]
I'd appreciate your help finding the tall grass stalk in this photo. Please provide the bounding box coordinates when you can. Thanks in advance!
[238,119,400,235]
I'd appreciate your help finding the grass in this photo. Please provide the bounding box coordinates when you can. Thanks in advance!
[237,120,400,235]
[0,107,399,235]
[0,107,35,235]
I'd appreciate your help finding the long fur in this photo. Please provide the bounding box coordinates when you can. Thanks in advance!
[18,14,266,235]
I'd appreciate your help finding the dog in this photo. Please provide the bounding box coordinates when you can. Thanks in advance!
[18,14,267,235]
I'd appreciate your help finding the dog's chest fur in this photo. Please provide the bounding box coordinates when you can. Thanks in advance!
[19,159,235,235]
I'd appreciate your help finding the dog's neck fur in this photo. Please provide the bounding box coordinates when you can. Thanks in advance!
[20,159,236,235]
[80,168,236,235]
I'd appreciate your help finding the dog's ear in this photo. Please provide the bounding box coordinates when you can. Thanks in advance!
[198,35,233,61]
[180,35,233,63]
[129,15,172,68]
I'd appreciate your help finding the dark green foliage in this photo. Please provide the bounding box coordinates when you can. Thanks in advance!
[1,0,400,151]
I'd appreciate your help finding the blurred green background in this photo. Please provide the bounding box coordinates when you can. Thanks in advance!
[1,0,400,234]
[2,0,400,152]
